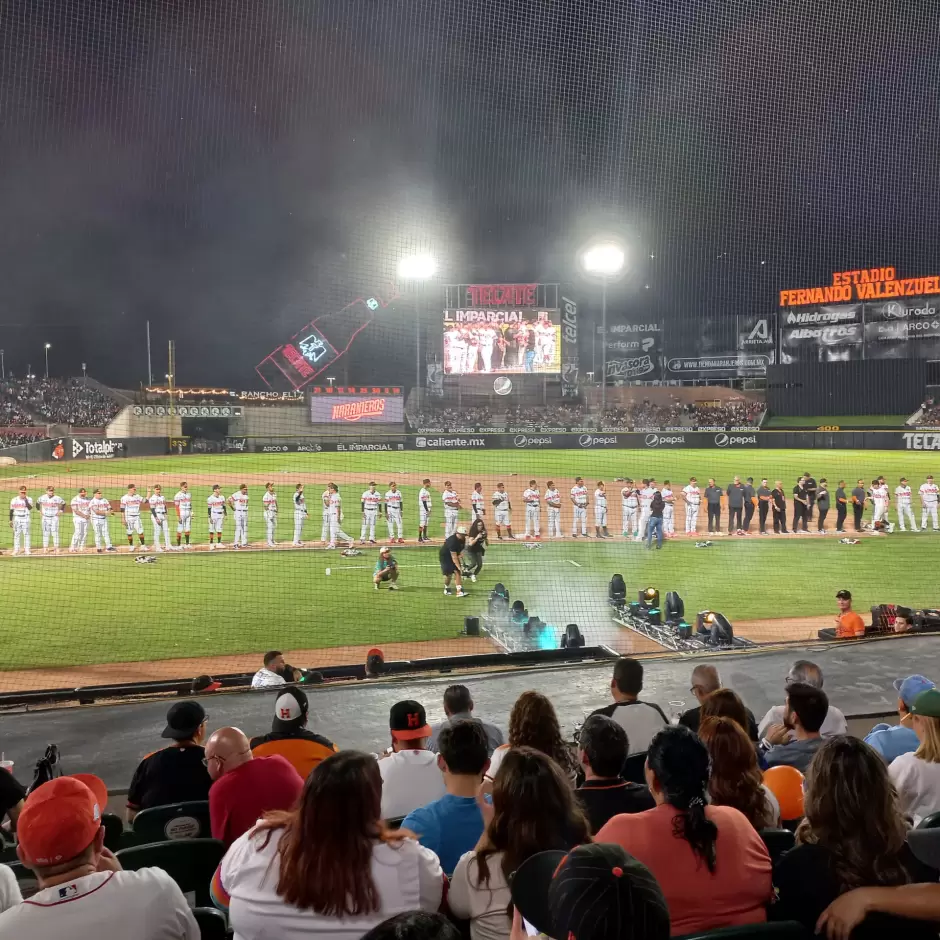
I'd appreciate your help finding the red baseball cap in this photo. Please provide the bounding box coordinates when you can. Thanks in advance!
[17,774,108,867]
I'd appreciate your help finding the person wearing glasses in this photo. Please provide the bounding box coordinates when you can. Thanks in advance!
[757,660,848,742]
[204,727,303,847]
[678,665,760,740]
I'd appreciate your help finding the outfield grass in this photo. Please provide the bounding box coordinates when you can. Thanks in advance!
[1,448,938,673]
[764,414,909,428]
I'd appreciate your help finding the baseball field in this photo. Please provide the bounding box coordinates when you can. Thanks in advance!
[0,447,937,689]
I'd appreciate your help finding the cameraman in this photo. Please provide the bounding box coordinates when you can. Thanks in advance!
[373,545,400,591]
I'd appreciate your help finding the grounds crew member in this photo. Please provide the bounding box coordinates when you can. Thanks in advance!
[742,477,756,532]
[756,478,772,534]
[815,478,831,532]
[704,479,722,534]
[851,479,867,532]
[771,481,788,534]
[373,545,400,591]
[726,476,745,533]
[835,480,848,532]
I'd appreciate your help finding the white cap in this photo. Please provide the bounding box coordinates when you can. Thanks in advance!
[456,525,468,535]
[380,545,391,554]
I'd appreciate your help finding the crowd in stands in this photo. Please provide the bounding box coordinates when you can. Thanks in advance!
[6,658,940,939]
[600,398,764,429]
[917,397,940,425]
[0,377,120,428]
[0,431,46,448]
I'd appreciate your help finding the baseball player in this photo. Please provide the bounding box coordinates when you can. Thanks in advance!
[594,481,610,538]
[69,487,91,553]
[871,477,890,526]
[921,475,940,531]
[262,482,279,547]
[522,480,541,540]
[895,477,918,532]
[418,478,432,542]
[681,477,701,534]
[9,485,32,556]
[228,484,250,548]
[442,482,461,538]
[570,476,589,537]
[385,482,404,543]
[207,484,227,549]
[544,481,562,539]
[148,483,172,552]
[321,485,332,544]
[292,483,307,545]
[174,481,193,548]
[492,483,515,539]
[620,479,639,538]
[326,482,354,549]
[37,484,65,553]
[479,325,496,373]
[89,488,115,553]
[661,480,675,536]
[121,483,147,551]
[373,545,400,591]
[636,479,655,542]
[470,482,486,521]
[360,482,381,543]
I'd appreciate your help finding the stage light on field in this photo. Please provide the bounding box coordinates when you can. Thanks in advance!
[665,591,685,624]
[608,574,626,608]
[560,623,585,649]
[696,611,734,646]
[398,254,438,281]
[639,587,660,608]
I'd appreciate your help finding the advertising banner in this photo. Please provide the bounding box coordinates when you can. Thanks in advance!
[442,310,560,375]
[665,354,771,377]
[309,393,404,424]
[604,321,662,380]
[69,438,127,460]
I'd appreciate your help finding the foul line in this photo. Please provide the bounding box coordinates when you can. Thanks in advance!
[568,560,582,567]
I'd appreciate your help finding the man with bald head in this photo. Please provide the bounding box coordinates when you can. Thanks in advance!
[678,664,760,741]
[205,726,303,847]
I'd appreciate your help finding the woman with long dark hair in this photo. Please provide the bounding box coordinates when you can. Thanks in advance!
[486,690,578,782]
[210,750,444,938]
[450,747,590,940]
[463,518,487,582]
[772,736,937,937]
[596,725,772,937]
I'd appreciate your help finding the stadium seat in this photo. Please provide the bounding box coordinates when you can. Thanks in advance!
[386,815,406,830]
[131,800,211,842]
[102,811,125,851]
[622,751,648,784]
[758,828,795,864]
[675,923,809,939]
[917,811,940,829]
[193,906,230,940]
[116,838,224,908]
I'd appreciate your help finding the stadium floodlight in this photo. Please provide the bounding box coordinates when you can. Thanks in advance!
[397,254,438,391]
[44,343,51,379]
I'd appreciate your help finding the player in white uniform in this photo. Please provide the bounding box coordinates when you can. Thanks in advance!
[207,485,227,549]
[442,482,461,538]
[360,482,381,543]
[263,482,278,547]
[492,484,515,539]
[570,476,589,536]
[321,486,332,543]
[120,483,147,551]
[544,481,562,538]
[594,482,610,538]
[479,326,496,372]
[895,477,918,532]
[89,488,115,553]
[418,478,432,542]
[229,484,250,548]
[385,482,404,543]
[292,483,307,545]
[921,475,939,531]
[174,482,193,548]
[636,480,655,542]
[470,483,486,521]
[147,483,172,552]
[326,482,354,548]
[871,480,890,525]
[682,477,702,534]
[37,485,65,553]
[9,486,33,556]
[69,487,91,553]
[522,480,541,540]
[661,480,676,536]
[621,480,639,538]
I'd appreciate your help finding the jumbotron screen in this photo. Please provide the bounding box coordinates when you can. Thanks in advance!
[442,309,561,375]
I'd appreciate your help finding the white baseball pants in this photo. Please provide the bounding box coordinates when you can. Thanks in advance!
[663,505,675,535]
[386,508,403,539]
[152,515,171,549]
[525,506,540,537]
[873,500,889,524]
[265,510,278,545]
[923,504,939,530]
[361,510,378,541]
[444,508,459,538]
[685,504,700,533]
[209,513,225,535]
[233,511,248,546]
[12,517,31,554]
[572,506,587,535]
[329,513,352,545]
[321,510,331,542]
[41,516,60,549]
[71,516,88,550]
[177,511,192,534]
[637,510,651,539]
[897,503,917,531]
[622,506,638,536]
[495,509,511,528]
[92,517,112,550]
[547,507,561,538]
[595,506,607,527]
[293,510,306,544]
[125,516,144,536]
[419,507,431,529]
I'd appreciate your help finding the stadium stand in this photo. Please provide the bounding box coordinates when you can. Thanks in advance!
[0,378,121,429]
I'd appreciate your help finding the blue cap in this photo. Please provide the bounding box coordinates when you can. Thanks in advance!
[894,675,936,707]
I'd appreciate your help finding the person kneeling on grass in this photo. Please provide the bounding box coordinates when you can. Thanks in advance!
[374,545,400,591]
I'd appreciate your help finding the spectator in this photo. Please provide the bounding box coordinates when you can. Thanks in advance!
[590,657,668,757]
[678,666,759,740]
[772,736,937,938]
[596,726,773,937]
[758,659,848,739]
[126,700,211,822]
[834,589,866,639]
[251,650,288,688]
[698,717,779,829]
[817,884,940,940]
[0,862,20,913]
[205,726,303,848]
[0,762,26,832]
[429,684,504,756]
[362,912,462,940]
[511,843,671,940]
[865,674,935,764]
[487,691,578,782]
[450,747,591,940]
[250,687,339,779]
[575,714,654,833]
[211,751,444,938]
[401,720,489,875]
[191,674,222,693]
[0,775,198,938]
[762,682,829,773]
[889,688,940,826]
[379,700,446,819]
[699,688,760,742]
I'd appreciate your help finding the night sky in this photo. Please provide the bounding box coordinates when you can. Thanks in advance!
[1,0,937,388]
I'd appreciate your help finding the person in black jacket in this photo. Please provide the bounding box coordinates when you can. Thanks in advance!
[835,480,848,532]
[772,480,788,534]
[462,518,487,583]
[803,472,818,522]
[816,479,831,533]
[792,476,810,532]
[742,477,756,532]
[726,476,746,533]
[851,479,867,532]
[756,478,772,534]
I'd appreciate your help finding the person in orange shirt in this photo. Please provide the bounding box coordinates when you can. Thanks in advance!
[835,589,866,639]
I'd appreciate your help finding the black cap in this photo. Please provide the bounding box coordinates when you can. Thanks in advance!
[511,844,670,940]
[836,589,852,600]
[273,686,309,732]
[161,700,207,740]
[390,700,431,741]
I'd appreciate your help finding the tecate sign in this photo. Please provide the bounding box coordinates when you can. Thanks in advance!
[72,438,124,459]
[513,435,554,448]
[644,434,686,447]
[714,433,759,447]
[415,436,486,448]
[902,433,940,450]
[578,435,618,448]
